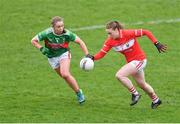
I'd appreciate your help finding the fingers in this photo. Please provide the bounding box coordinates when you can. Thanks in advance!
[159,44,167,53]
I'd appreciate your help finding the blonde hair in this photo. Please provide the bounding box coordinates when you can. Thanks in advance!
[51,16,63,27]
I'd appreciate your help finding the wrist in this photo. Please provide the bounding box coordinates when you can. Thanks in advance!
[154,41,159,45]
[40,47,44,51]
[86,54,94,60]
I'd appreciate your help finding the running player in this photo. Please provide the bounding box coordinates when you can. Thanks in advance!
[87,20,167,109]
[31,16,89,104]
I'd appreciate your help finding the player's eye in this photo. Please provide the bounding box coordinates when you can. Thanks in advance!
[107,32,112,35]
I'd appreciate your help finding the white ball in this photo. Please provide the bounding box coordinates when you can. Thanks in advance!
[80,57,94,71]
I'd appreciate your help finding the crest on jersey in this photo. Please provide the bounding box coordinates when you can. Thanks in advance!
[126,43,129,47]
[55,38,60,43]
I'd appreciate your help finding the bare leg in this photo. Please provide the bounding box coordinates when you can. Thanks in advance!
[132,71,159,102]
[55,58,80,93]
[116,63,142,105]
[116,63,137,92]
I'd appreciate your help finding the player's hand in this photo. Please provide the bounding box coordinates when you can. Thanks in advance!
[86,54,94,60]
[154,42,167,53]
[40,47,50,56]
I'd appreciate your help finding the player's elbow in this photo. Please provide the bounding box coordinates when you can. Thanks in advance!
[31,35,39,44]
[31,38,38,45]
[31,39,35,45]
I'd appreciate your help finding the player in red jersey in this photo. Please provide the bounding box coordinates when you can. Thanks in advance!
[87,21,167,109]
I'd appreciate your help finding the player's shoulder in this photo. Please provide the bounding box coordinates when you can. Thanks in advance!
[64,29,75,35]
[122,29,143,32]
[45,27,53,34]
[121,29,133,33]
[121,29,136,36]
[104,37,113,45]
[40,27,53,35]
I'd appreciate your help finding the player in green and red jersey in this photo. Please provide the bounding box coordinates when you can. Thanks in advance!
[31,16,89,104]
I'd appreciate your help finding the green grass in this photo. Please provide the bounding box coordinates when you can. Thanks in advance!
[0,0,180,122]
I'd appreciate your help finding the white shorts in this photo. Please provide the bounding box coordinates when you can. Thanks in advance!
[129,59,147,72]
[48,51,71,69]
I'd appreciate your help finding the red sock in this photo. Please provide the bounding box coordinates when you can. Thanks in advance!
[150,93,159,103]
[129,86,138,95]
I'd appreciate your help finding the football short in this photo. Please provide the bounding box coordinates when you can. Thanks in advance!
[129,59,147,72]
[48,51,71,69]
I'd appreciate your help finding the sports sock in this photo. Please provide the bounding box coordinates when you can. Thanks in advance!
[129,86,139,95]
[150,93,159,103]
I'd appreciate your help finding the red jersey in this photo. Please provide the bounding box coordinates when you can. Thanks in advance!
[94,29,158,62]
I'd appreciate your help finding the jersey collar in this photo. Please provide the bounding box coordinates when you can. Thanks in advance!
[119,29,123,38]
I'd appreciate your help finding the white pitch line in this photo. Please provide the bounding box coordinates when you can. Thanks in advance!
[70,18,180,31]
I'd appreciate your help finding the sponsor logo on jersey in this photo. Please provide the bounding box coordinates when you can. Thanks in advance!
[112,39,135,52]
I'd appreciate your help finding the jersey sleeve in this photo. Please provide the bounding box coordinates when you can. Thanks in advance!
[37,30,48,42]
[122,29,158,44]
[67,31,76,42]
[141,29,158,43]
[94,39,112,60]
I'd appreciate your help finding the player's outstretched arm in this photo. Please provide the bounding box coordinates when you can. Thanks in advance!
[142,30,167,53]
[75,36,89,56]
[93,43,111,61]
[137,29,167,53]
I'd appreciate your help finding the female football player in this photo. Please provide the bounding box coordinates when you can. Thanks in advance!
[31,16,90,104]
[87,20,167,109]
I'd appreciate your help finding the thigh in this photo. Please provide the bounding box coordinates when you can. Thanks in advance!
[54,58,71,77]
[132,70,146,84]
[60,58,71,74]
[116,62,138,77]
[53,51,71,76]
[55,67,62,77]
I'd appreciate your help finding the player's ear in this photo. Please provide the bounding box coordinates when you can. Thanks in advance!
[62,26,66,33]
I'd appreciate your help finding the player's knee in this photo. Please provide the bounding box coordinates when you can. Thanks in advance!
[60,72,70,79]
[115,72,125,81]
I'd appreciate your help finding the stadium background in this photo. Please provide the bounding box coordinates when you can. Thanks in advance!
[0,0,180,122]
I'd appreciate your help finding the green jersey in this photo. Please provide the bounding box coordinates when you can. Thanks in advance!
[37,27,76,58]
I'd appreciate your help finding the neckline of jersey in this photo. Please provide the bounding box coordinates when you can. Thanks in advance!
[52,28,67,36]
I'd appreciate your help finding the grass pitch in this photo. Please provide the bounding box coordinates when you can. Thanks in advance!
[0,0,180,122]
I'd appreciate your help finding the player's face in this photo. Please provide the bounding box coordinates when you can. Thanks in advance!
[53,21,64,35]
[106,28,119,39]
